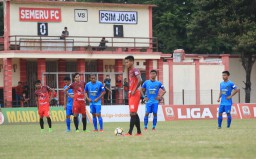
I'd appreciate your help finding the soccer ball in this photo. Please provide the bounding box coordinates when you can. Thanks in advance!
[114,127,124,136]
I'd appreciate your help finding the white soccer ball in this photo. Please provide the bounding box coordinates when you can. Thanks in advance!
[114,127,124,136]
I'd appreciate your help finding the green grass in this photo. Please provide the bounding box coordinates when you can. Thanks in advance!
[0,120,255,159]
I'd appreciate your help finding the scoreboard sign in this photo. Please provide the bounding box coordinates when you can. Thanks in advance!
[74,9,88,22]
[37,23,48,36]
[19,8,61,22]
[99,11,137,24]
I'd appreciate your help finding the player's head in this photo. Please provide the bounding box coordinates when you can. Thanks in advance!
[18,81,22,85]
[90,74,97,83]
[34,80,42,89]
[64,76,71,85]
[222,71,230,81]
[64,27,67,30]
[106,74,110,79]
[125,55,134,69]
[73,73,80,82]
[150,70,157,80]
[124,78,127,82]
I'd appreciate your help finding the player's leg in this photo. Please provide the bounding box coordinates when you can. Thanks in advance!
[96,105,103,131]
[44,107,52,132]
[226,105,232,128]
[73,103,79,131]
[91,105,98,131]
[144,103,152,130]
[133,92,142,135]
[66,106,72,132]
[218,105,224,128]
[152,103,159,130]
[80,104,87,132]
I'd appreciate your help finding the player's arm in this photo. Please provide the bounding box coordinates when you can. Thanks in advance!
[63,90,67,110]
[35,96,38,108]
[64,84,73,98]
[227,84,239,100]
[47,86,55,101]
[217,90,222,102]
[131,75,142,95]
[140,83,148,101]
[84,84,92,102]
[156,86,166,100]
[95,86,106,102]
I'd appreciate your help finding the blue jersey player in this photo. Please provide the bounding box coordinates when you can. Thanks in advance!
[217,71,239,129]
[85,74,105,132]
[63,76,74,132]
[141,70,166,131]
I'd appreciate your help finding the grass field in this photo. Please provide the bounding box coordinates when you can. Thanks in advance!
[0,120,255,159]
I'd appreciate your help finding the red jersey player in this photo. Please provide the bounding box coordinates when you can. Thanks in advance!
[64,73,88,132]
[124,55,142,136]
[34,80,55,133]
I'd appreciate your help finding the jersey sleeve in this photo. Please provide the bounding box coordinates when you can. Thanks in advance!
[100,83,105,92]
[142,81,147,89]
[159,82,165,89]
[85,83,89,92]
[134,68,140,76]
[230,82,237,90]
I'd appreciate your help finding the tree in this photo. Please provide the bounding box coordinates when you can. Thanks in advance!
[187,0,256,102]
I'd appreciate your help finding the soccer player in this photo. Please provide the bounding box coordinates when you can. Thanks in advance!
[64,73,88,132]
[34,80,55,133]
[85,74,105,132]
[124,55,142,136]
[217,71,239,129]
[141,70,166,131]
[63,76,74,132]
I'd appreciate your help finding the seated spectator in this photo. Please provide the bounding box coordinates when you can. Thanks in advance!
[99,37,108,51]
[104,75,111,102]
[60,27,69,39]
[15,81,23,106]
[123,78,129,105]
[21,85,29,107]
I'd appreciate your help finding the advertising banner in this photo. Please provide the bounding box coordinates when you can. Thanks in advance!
[0,105,165,125]
[162,104,240,121]
[237,103,256,119]
[99,11,137,24]
[19,8,62,22]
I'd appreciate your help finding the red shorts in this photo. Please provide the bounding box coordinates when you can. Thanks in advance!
[129,90,141,113]
[38,105,50,117]
[73,101,86,114]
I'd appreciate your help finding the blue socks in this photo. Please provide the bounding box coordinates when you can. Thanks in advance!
[66,118,71,130]
[218,116,223,128]
[227,114,232,128]
[93,117,98,130]
[144,115,149,128]
[93,116,103,130]
[153,116,157,128]
[144,115,157,129]
[98,116,103,130]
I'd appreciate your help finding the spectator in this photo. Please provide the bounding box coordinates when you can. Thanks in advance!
[21,85,29,107]
[123,78,129,105]
[99,37,108,51]
[104,75,111,102]
[15,81,23,106]
[60,27,69,39]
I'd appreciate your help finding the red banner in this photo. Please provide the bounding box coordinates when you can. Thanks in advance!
[19,8,61,22]
[162,104,240,121]
[237,103,256,119]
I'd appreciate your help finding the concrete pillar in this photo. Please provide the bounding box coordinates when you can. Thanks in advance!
[37,59,46,84]
[3,58,12,107]
[58,59,66,106]
[115,59,123,104]
[146,59,153,80]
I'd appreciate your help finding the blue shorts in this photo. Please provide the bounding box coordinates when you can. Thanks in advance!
[219,105,232,114]
[90,104,101,114]
[146,103,158,114]
[66,106,73,116]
